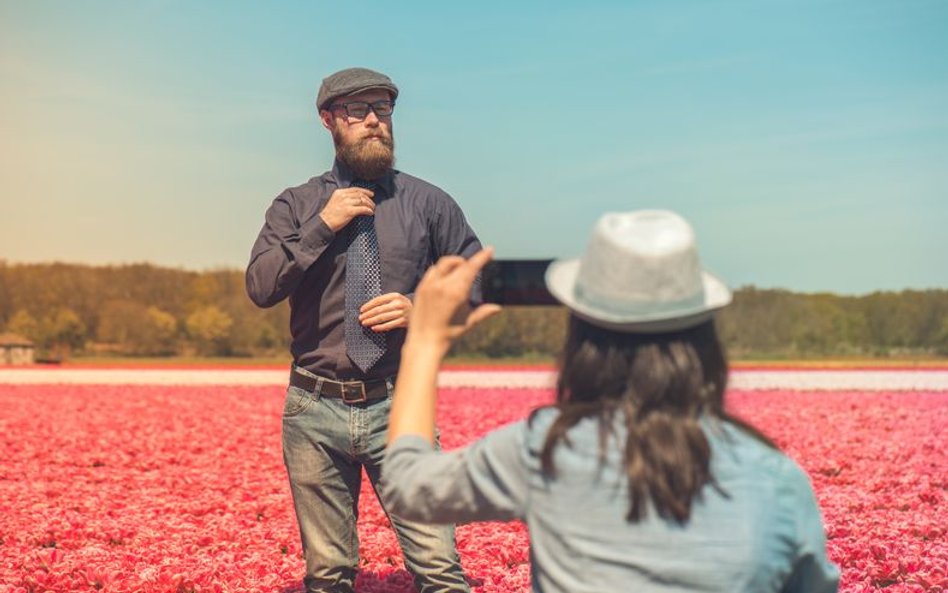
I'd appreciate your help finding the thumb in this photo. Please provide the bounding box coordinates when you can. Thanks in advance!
[466,304,502,329]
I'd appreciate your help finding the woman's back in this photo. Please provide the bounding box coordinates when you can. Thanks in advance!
[521,409,835,592]
[383,409,837,592]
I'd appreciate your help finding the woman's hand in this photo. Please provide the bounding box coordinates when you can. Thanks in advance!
[406,248,502,357]
[388,248,502,446]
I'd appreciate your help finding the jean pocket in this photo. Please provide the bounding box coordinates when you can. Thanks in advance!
[283,385,313,418]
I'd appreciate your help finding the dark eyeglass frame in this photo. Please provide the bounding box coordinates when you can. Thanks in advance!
[328,100,396,120]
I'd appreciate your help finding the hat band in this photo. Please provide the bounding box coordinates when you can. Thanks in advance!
[574,284,706,317]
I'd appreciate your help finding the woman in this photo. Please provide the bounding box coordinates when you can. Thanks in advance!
[381,210,839,592]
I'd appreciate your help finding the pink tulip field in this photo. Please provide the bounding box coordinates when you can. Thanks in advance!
[0,371,945,592]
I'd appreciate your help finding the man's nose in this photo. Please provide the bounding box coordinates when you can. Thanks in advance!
[363,109,381,125]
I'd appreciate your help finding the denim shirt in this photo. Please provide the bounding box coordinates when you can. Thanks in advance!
[381,410,839,593]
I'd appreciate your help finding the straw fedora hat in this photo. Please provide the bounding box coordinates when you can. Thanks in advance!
[544,210,731,333]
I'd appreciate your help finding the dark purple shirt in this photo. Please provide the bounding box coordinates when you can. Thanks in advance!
[246,160,482,380]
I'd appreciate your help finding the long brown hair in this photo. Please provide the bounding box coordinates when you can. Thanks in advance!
[540,315,775,524]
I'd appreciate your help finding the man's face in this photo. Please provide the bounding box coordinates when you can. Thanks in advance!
[320,88,395,180]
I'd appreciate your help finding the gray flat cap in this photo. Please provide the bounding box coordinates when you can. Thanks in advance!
[316,67,399,110]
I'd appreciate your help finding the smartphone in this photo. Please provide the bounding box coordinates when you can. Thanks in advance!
[480,259,558,305]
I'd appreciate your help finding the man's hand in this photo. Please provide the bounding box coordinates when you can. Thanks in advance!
[360,293,413,332]
[319,187,376,232]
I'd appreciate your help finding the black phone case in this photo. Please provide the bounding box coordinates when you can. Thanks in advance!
[481,259,558,305]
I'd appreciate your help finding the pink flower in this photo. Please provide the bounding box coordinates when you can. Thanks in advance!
[0,383,944,592]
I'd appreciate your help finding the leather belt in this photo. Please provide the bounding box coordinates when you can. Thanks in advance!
[289,368,389,404]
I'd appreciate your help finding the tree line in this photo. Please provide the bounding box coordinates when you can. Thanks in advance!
[0,262,287,359]
[1,261,946,360]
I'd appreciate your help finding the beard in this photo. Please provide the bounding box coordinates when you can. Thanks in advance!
[334,129,396,181]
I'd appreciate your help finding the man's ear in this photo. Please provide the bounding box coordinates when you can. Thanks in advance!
[319,109,334,132]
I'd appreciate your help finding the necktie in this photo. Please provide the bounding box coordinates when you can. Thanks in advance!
[345,180,387,372]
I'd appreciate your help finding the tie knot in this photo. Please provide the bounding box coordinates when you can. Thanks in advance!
[352,180,377,191]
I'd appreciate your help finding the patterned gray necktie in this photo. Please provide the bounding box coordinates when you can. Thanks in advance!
[345,180,387,372]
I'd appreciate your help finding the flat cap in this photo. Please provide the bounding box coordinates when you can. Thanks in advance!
[316,67,399,110]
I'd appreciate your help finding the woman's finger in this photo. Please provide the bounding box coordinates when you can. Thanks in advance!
[466,304,502,329]
[434,256,466,272]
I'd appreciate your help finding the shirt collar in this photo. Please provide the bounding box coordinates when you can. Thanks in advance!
[331,159,396,197]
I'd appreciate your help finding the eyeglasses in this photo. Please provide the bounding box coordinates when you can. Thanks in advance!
[329,100,395,120]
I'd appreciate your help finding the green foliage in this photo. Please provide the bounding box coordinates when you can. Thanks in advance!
[0,263,944,360]
[3,306,86,356]
[186,306,234,356]
[0,263,288,360]
[452,307,568,359]
[718,287,948,359]
[936,316,948,356]
[6,309,40,342]
[44,308,87,355]
[144,307,179,354]
[96,300,179,355]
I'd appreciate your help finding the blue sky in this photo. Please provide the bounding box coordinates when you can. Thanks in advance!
[1,0,946,294]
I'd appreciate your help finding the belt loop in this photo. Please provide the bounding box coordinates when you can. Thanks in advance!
[313,376,325,401]
[385,378,394,398]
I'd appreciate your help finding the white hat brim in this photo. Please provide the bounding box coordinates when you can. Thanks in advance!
[544,259,732,333]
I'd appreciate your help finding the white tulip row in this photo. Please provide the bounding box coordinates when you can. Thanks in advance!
[1,368,947,391]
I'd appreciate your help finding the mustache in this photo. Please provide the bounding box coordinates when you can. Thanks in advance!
[359,133,394,148]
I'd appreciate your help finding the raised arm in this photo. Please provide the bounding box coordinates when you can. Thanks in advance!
[382,247,530,525]
[245,190,333,308]
[386,248,500,444]
[246,186,375,308]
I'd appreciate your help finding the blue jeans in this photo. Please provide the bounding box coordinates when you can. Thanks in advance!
[282,375,470,593]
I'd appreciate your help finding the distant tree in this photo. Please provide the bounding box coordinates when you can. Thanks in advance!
[934,315,948,356]
[0,261,11,326]
[452,307,567,359]
[5,309,40,342]
[508,307,568,355]
[97,300,179,355]
[186,306,234,356]
[453,310,518,358]
[254,321,282,350]
[227,317,283,355]
[2,261,944,360]
[142,307,179,355]
[43,308,87,357]
[97,300,148,347]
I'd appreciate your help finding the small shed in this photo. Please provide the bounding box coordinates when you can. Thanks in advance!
[0,333,35,365]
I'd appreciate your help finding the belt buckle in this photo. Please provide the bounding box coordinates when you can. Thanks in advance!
[341,381,367,404]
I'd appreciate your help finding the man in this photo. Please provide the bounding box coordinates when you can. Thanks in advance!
[246,67,478,593]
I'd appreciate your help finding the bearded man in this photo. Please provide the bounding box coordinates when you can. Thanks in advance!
[247,67,479,593]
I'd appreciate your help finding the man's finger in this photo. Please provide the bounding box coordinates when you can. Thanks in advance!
[370,318,407,332]
[360,293,404,313]
[361,294,394,312]
[346,187,374,198]
[434,256,466,273]
[361,309,404,327]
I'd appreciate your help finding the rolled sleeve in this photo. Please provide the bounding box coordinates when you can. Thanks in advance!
[381,422,530,525]
[431,193,483,303]
[432,193,481,260]
[245,190,335,308]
